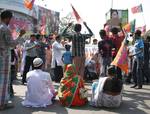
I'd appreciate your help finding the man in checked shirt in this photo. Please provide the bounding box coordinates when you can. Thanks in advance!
[62,22,93,78]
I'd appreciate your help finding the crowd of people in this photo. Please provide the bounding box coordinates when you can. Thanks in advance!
[0,10,150,110]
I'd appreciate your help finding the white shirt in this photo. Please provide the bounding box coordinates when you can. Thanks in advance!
[22,69,55,107]
[51,41,65,68]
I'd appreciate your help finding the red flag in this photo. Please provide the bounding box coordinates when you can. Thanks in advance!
[24,0,35,10]
[111,39,128,74]
[71,4,82,23]
[131,4,143,14]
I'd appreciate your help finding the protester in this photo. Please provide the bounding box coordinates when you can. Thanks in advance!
[142,36,150,83]
[62,44,72,71]
[0,10,25,110]
[130,30,144,89]
[22,34,37,84]
[62,22,93,78]
[125,41,134,83]
[22,58,55,107]
[51,35,65,82]
[84,58,98,81]
[98,29,114,77]
[58,64,88,107]
[36,34,49,69]
[92,39,98,45]
[90,65,123,108]
[110,26,125,80]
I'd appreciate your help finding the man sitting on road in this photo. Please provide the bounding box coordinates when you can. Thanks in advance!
[22,58,55,107]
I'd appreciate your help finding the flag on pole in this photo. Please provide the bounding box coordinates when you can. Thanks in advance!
[111,38,128,74]
[24,0,35,10]
[131,4,143,14]
[70,4,82,23]
[123,19,136,33]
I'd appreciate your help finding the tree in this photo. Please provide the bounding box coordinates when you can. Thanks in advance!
[59,12,75,33]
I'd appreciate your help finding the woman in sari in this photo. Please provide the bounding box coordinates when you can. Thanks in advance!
[58,64,88,107]
[90,65,123,108]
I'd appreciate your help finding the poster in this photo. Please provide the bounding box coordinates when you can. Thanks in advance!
[106,9,128,29]
[38,6,60,35]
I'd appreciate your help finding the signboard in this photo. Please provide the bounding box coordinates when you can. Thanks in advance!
[106,9,128,29]
[38,6,60,35]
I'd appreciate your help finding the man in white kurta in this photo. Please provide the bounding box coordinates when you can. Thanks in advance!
[51,35,65,82]
[22,58,55,107]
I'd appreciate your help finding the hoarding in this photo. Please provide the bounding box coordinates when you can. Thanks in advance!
[106,9,128,29]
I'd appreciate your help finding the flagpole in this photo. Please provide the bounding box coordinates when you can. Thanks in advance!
[141,10,146,26]
[111,0,113,8]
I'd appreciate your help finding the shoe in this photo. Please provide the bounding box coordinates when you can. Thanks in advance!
[130,84,137,88]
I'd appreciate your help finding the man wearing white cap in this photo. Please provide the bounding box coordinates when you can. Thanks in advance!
[22,58,55,107]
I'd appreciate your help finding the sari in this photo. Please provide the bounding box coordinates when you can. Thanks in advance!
[58,64,87,107]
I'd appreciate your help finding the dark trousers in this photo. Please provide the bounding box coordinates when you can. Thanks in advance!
[100,57,111,77]
[22,56,36,83]
[10,65,16,97]
[54,61,63,82]
[142,59,150,83]
[132,57,143,86]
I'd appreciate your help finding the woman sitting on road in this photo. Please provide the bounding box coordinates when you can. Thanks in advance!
[58,64,88,107]
[90,65,123,108]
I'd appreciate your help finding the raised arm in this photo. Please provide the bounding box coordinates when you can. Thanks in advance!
[83,21,94,39]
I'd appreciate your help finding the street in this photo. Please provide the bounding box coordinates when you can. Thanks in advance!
[0,79,150,114]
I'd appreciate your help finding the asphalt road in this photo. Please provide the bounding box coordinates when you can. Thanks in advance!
[0,80,150,114]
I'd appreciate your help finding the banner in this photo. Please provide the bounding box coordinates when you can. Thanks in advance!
[9,12,34,39]
[38,6,60,35]
[131,4,143,14]
[106,9,128,29]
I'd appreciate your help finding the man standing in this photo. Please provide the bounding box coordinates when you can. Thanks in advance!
[98,30,114,77]
[22,58,55,107]
[22,34,37,84]
[110,27,125,80]
[36,34,49,69]
[62,22,93,78]
[0,10,25,110]
[130,30,144,89]
[51,35,65,82]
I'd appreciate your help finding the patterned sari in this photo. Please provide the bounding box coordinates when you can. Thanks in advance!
[58,64,87,107]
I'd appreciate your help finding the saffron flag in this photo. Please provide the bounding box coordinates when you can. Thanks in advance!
[111,38,128,74]
[24,0,35,10]
[131,4,143,14]
[123,19,136,33]
[71,4,82,23]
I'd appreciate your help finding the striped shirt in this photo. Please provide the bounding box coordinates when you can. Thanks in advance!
[62,28,93,57]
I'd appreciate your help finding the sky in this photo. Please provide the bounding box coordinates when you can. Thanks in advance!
[35,0,150,38]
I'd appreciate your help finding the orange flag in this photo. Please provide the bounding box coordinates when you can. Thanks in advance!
[70,4,82,23]
[111,38,128,74]
[24,0,35,10]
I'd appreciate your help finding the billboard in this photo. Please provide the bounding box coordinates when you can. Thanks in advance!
[106,9,128,29]
[38,6,60,35]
